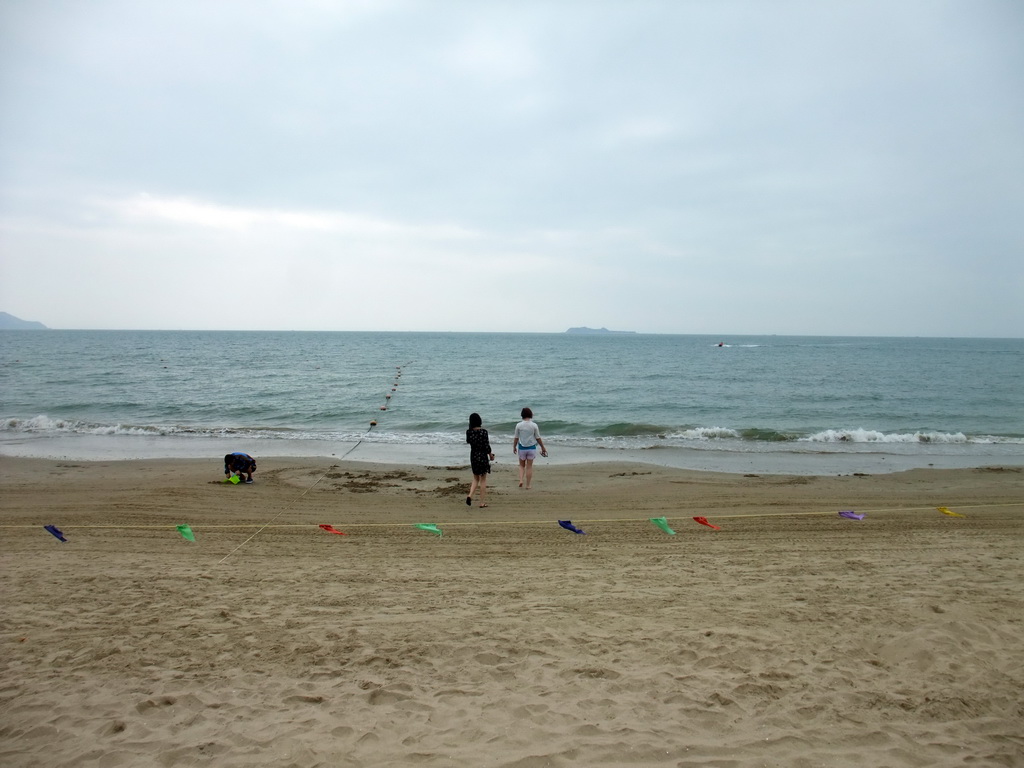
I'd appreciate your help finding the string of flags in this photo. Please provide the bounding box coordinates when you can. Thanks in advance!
[36,506,974,544]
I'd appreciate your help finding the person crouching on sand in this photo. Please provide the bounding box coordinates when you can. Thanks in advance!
[224,452,256,484]
[513,407,547,489]
[466,413,495,508]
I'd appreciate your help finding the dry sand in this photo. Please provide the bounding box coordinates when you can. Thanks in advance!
[1,455,1023,768]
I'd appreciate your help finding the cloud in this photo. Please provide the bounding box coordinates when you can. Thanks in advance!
[443,24,541,83]
[107,194,479,241]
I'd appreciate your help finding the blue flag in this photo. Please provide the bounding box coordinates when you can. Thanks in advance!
[558,520,586,535]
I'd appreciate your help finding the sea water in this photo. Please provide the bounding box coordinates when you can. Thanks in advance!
[1,331,1022,474]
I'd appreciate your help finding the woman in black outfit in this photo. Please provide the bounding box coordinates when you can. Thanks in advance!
[466,412,495,508]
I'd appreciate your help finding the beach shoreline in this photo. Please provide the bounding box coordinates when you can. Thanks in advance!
[2,456,1023,767]
[3,431,1023,476]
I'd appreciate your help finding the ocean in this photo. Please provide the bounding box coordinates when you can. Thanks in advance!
[2,330,1022,475]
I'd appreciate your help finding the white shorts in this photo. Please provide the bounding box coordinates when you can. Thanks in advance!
[518,446,538,461]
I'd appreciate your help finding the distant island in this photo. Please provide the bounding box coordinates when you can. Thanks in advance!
[565,326,636,335]
[0,312,47,330]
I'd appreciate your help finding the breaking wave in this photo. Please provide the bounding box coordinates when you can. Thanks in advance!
[3,415,1020,448]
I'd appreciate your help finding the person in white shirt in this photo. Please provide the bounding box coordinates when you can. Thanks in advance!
[512,407,548,489]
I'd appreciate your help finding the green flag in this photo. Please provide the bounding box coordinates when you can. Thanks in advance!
[415,523,443,537]
[649,517,676,535]
[177,524,196,541]
[225,475,241,484]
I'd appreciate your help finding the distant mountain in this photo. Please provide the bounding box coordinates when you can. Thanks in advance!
[0,312,47,329]
[565,326,636,335]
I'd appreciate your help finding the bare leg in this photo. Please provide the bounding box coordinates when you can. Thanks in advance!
[468,475,479,505]
[524,459,534,490]
[478,474,488,507]
[518,459,526,487]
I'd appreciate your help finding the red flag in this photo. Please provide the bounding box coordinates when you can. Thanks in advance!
[693,517,720,530]
[319,524,347,535]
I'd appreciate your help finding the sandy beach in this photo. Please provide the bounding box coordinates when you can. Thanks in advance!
[1,455,1022,767]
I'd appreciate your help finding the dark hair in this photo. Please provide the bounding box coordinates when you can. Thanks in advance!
[521,407,533,419]
[468,413,482,429]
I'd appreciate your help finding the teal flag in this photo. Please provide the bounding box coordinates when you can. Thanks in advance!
[649,517,676,535]
[415,523,443,537]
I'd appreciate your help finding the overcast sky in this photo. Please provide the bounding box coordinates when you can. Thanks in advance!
[1,0,1022,336]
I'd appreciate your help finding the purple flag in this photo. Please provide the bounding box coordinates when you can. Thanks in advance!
[839,510,865,521]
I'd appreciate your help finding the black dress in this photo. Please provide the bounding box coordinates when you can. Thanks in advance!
[466,428,492,476]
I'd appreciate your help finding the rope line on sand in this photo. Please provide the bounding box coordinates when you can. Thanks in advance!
[214,465,337,563]
[215,361,413,562]
[5,501,1021,532]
